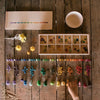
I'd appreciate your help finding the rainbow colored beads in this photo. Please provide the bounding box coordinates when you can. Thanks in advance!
[6,58,91,62]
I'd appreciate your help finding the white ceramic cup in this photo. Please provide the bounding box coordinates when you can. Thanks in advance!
[65,11,83,28]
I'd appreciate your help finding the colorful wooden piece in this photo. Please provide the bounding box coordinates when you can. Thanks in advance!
[78,81,81,87]
[30,66,36,78]
[50,81,55,86]
[56,81,60,87]
[22,66,28,74]
[43,80,47,86]
[57,66,64,75]
[29,80,33,86]
[76,66,82,74]
[86,65,91,76]
[37,80,41,86]
[6,80,10,85]
[24,80,27,86]
[40,68,46,76]
[6,58,91,62]
[67,66,73,75]
[19,33,26,43]
[14,66,19,76]
[6,65,11,73]
[13,80,16,85]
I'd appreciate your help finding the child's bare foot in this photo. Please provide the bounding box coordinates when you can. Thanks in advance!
[67,80,79,100]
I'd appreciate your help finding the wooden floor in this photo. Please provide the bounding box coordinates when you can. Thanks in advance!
[0,0,100,100]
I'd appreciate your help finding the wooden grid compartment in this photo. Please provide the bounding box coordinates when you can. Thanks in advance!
[39,34,90,55]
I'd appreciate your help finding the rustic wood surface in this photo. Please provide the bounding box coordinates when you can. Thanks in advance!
[0,0,100,100]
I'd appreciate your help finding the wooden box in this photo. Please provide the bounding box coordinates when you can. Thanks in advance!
[5,11,53,30]
[39,34,90,55]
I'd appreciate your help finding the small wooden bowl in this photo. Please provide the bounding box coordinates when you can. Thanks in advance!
[65,11,83,28]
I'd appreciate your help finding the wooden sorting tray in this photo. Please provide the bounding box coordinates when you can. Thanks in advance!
[39,34,90,55]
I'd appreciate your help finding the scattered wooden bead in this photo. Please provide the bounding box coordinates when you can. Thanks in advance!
[27,51,30,55]
[30,46,35,52]
[15,45,22,51]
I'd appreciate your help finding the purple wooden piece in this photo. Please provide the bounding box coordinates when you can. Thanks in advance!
[6,80,10,85]
[6,65,11,72]
[86,65,91,76]
[13,80,16,85]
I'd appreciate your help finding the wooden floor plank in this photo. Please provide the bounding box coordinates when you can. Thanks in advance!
[82,0,92,100]
[56,56,66,100]
[16,0,31,11]
[91,0,100,100]
[15,0,32,99]
[56,0,65,33]
[32,0,40,10]
[40,0,56,33]
[40,0,57,100]
[31,31,40,100]
[31,1,40,99]
[6,0,15,11]
[0,0,5,99]
[56,0,66,100]
[64,0,82,33]
[15,30,32,100]
[64,0,83,100]
[66,56,82,100]
[39,57,56,100]
[5,0,16,99]
[3,0,98,100]
[82,0,90,33]
[5,31,15,99]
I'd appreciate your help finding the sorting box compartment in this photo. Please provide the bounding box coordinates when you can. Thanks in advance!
[39,34,90,55]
